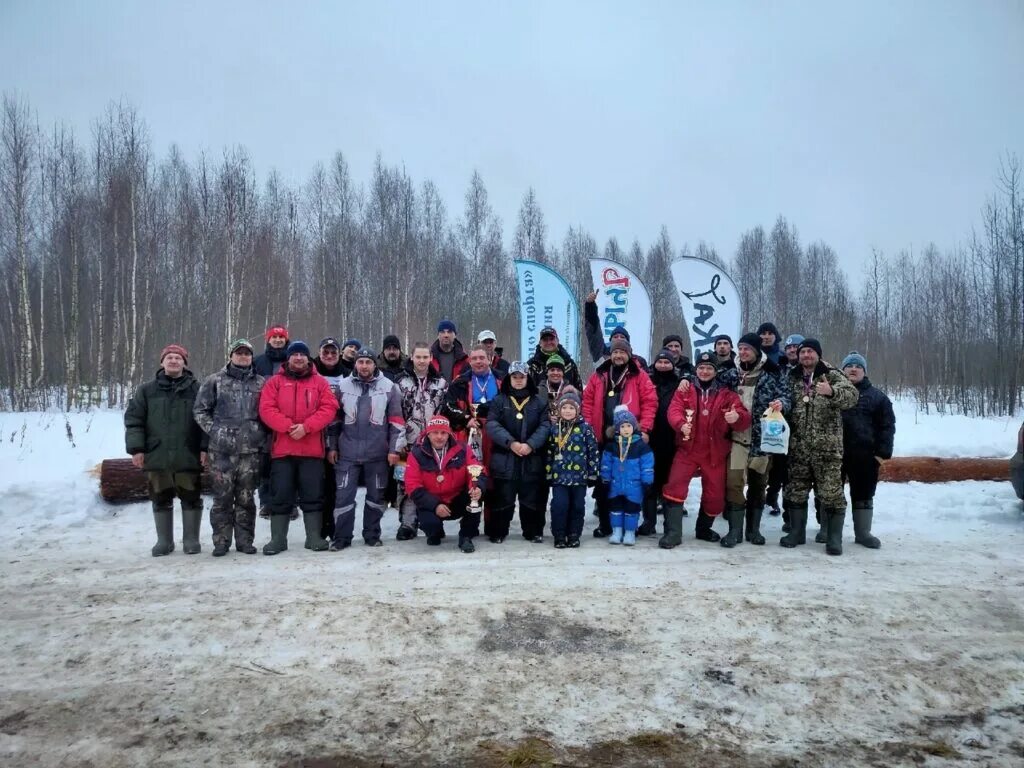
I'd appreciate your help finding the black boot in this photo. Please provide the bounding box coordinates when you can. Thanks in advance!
[780,501,807,547]
[303,512,329,551]
[745,498,765,545]
[151,503,175,557]
[262,514,290,555]
[658,503,684,549]
[814,498,827,543]
[825,506,845,556]
[782,505,791,533]
[852,500,880,548]
[637,494,658,536]
[694,511,721,543]
[765,486,781,516]
[459,535,475,553]
[181,503,203,555]
[720,503,745,548]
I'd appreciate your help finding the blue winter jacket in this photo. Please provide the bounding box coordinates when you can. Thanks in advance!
[600,435,655,504]
[546,418,600,486]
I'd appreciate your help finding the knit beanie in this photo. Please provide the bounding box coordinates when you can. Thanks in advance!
[612,405,639,433]
[437,319,457,334]
[610,326,631,341]
[738,332,762,352]
[286,341,311,358]
[756,322,780,338]
[160,344,188,364]
[842,351,868,372]
[265,325,288,341]
[545,354,566,369]
[610,338,632,355]
[695,352,719,371]
[382,334,401,350]
[662,334,683,347]
[798,338,823,358]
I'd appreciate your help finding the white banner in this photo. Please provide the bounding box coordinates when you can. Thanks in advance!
[588,258,652,362]
[670,257,742,362]
[514,260,579,361]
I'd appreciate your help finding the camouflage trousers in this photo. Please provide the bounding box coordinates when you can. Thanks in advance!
[785,451,846,509]
[208,451,260,549]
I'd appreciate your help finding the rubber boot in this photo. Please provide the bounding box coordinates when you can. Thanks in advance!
[745,498,765,545]
[814,498,826,543]
[780,501,807,547]
[765,486,781,516]
[720,503,745,548]
[608,512,624,545]
[852,500,881,549]
[151,504,175,557]
[622,513,639,546]
[694,510,721,542]
[782,506,791,533]
[181,503,203,555]
[659,503,684,549]
[303,511,329,551]
[262,514,290,555]
[637,494,658,536]
[825,506,845,556]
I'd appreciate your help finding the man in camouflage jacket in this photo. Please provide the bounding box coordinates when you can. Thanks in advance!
[193,339,267,556]
[781,338,858,555]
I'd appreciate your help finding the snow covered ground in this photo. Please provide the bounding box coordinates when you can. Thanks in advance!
[1,405,1022,767]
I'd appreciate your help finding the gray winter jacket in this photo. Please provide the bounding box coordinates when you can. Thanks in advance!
[327,371,405,462]
[193,364,267,455]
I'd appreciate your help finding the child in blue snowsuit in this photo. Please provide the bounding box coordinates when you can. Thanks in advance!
[546,391,600,548]
[600,407,655,545]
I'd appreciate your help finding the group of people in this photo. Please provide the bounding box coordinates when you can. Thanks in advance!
[124,303,896,559]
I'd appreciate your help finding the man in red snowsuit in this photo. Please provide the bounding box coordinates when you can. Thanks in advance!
[660,353,750,549]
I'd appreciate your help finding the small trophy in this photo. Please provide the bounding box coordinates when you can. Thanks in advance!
[467,402,483,462]
[682,409,695,441]
[467,464,484,513]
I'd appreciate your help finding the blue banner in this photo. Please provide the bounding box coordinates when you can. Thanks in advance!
[514,260,580,362]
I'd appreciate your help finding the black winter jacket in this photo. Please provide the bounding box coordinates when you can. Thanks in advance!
[254,344,287,377]
[485,376,552,481]
[841,378,896,460]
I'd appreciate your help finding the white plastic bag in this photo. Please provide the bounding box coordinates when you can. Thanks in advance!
[760,410,790,455]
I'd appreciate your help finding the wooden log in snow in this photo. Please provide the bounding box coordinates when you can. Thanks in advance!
[879,457,1009,483]
[97,458,213,503]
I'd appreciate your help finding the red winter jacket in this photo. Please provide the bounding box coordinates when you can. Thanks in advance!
[582,358,658,440]
[258,366,339,459]
[404,436,488,509]
[667,382,751,466]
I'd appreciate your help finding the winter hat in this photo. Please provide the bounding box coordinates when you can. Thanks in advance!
[756,322,780,339]
[545,354,566,370]
[319,337,340,351]
[610,326,631,341]
[228,338,254,356]
[714,334,733,346]
[662,334,684,347]
[286,341,311,358]
[738,332,762,352]
[695,352,719,371]
[160,344,188,364]
[798,338,823,358]
[508,361,529,376]
[612,405,639,433]
[265,325,288,341]
[784,334,805,348]
[355,347,376,362]
[842,351,868,372]
[424,415,452,436]
[342,338,362,351]
[477,329,497,342]
[437,319,457,334]
[539,326,558,340]
[654,348,675,364]
[610,338,632,355]
[382,334,401,350]
[557,390,582,414]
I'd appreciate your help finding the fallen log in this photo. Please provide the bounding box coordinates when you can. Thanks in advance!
[95,455,1011,503]
[879,457,1009,483]
[97,458,214,503]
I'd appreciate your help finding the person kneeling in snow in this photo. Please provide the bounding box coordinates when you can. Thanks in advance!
[404,416,487,553]
[599,408,655,546]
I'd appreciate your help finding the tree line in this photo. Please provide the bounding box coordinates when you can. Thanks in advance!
[1,94,1021,415]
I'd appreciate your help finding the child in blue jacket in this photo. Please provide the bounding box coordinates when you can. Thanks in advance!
[600,406,655,545]
[546,391,600,548]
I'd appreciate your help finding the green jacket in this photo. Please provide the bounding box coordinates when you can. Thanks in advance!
[786,362,858,460]
[124,369,207,472]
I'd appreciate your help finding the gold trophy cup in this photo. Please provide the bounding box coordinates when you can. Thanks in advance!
[683,409,695,441]
[467,464,484,513]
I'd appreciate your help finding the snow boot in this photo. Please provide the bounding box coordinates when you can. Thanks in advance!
[637,494,658,536]
[262,514,290,555]
[181,503,203,555]
[782,505,791,533]
[151,504,175,557]
[825,506,845,556]
[622,513,639,546]
[745,497,766,545]
[608,512,624,545]
[459,535,475,553]
[303,512,329,551]
[814,498,827,543]
[765,487,782,516]
[212,543,230,557]
[659,503,684,549]
[694,511,721,543]
[852,500,881,549]
[720,503,745,548]
[780,501,807,547]
[396,524,417,541]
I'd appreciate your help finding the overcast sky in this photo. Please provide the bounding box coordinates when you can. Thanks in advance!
[2,1,1022,282]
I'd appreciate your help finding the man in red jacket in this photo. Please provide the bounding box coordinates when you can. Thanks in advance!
[660,353,751,549]
[404,416,486,553]
[258,341,338,555]
[581,339,657,537]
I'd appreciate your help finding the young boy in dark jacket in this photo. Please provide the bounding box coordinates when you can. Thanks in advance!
[546,391,600,548]
[599,407,655,546]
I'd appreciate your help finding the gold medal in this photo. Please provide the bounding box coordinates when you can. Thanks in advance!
[516,412,524,420]
[607,390,615,397]
[436,474,445,484]
[802,395,810,403]
[702,409,709,416]
[479,397,486,404]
